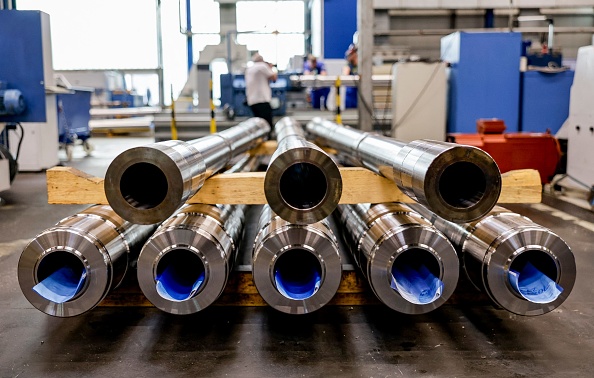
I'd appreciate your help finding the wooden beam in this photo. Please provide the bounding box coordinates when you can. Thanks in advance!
[46,167,542,205]
[47,167,107,205]
[500,169,542,203]
[247,140,278,156]
[247,140,337,156]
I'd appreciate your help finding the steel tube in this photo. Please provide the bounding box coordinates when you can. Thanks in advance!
[17,205,156,317]
[265,117,342,224]
[411,204,576,316]
[337,203,459,314]
[306,118,502,223]
[104,117,269,225]
[252,205,342,314]
[136,156,257,314]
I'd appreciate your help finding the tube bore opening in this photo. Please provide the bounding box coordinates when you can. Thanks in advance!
[156,249,205,302]
[34,251,86,303]
[120,162,168,209]
[391,248,443,305]
[508,249,562,304]
[439,162,487,209]
[274,248,322,300]
[279,163,327,209]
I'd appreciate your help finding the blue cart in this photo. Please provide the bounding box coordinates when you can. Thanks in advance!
[57,87,93,161]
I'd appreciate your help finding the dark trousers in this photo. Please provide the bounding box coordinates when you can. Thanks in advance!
[249,102,274,129]
[311,87,331,109]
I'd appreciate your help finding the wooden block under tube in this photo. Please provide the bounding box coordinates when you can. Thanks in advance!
[46,166,541,205]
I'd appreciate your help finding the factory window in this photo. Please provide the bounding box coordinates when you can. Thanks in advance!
[161,0,222,105]
[179,0,222,54]
[236,1,305,70]
[18,0,158,70]
[18,0,223,106]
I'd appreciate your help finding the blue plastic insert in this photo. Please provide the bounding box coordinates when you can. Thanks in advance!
[33,252,86,303]
[274,249,322,300]
[391,263,443,305]
[155,249,205,302]
[509,261,563,304]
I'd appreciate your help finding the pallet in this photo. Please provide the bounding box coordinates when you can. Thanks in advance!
[46,140,540,308]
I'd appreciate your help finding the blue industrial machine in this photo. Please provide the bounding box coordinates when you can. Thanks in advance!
[520,38,574,134]
[0,10,60,174]
[520,70,574,134]
[110,91,144,108]
[441,31,574,136]
[57,87,93,161]
[0,11,50,124]
[220,73,288,119]
[0,84,25,186]
[441,32,523,133]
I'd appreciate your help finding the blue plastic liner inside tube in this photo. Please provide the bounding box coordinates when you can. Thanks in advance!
[33,266,87,303]
[391,264,443,305]
[275,269,321,300]
[509,261,563,304]
[156,265,205,302]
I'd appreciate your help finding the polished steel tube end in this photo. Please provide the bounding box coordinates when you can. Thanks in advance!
[252,208,342,314]
[18,216,121,317]
[476,225,575,316]
[360,204,459,314]
[104,141,206,225]
[264,144,342,224]
[395,141,501,223]
[370,229,458,315]
[137,207,234,315]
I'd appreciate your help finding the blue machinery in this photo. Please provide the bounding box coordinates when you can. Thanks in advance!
[0,81,25,186]
[1,9,59,172]
[220,73,289,119]
[0,11,50,124]
[442,31,574,135]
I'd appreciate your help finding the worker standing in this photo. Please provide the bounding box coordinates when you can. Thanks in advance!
[342,44,358,108]
[304,55,330,110]
[245,52,278,128]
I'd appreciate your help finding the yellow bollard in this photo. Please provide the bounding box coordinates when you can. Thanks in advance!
[170,84,178,140]
[210,78,217,134]
[335,76,342,125]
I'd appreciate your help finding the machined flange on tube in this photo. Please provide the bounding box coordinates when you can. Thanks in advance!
[17,205,156,317]
[264,117,342,224]
[136,156,257,314]
[104,117,269,225]
[306,117,502,223]
[137,203,247,314]
[411,204,576,316]
[252,205,342,314]
[337,203,459,314]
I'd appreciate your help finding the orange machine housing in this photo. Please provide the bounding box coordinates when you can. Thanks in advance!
[447,119,561,184]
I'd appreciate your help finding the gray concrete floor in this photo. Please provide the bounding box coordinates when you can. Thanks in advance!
[1,137,593,377]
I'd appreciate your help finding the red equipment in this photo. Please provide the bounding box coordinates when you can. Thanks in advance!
[447,119,561,184]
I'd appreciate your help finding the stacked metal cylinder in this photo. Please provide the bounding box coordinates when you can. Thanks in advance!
[17,116,577,318]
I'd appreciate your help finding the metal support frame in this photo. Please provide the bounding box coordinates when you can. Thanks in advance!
[185,0,193,72]
[357,0,373,131]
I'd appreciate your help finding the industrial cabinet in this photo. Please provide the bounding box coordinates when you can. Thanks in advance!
[521,70,574,134]
[441,31,522,133]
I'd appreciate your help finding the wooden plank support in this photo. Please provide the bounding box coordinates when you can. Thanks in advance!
[47,167,542,205]
[248,140,337,156]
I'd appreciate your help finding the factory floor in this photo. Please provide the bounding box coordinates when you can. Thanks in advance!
[1,136,593,378]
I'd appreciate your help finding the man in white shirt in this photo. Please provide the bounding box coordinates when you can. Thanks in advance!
[245,52,277,128]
